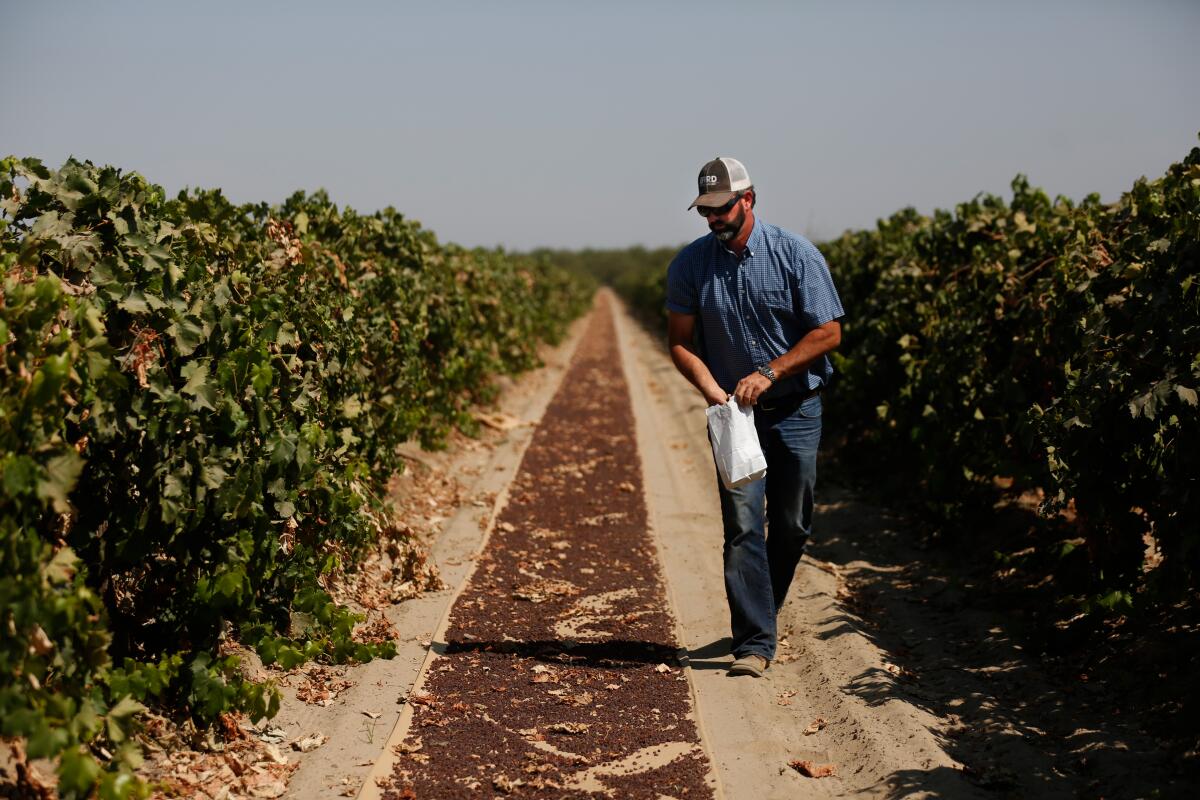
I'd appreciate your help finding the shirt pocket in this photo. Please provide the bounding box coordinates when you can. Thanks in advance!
[750,287,795,319]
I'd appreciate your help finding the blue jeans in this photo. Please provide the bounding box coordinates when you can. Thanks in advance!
[716,394,822,661]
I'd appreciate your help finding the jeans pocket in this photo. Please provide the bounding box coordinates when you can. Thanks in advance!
[798,394,823,418]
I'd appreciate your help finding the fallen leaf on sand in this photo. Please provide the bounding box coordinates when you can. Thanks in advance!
[654,663,671,673]
[803,717,828,735]
[250,781,287,798]
[475,412,526,431]
[394,738,423,754]
[262,744,289,765]
[789,759,837,778]
[549,722,590,734]
[291,732,328,752]
[255,726,287,744]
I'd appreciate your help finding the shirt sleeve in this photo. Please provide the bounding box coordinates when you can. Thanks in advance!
[665,252,697,315]
[793,240,844,328]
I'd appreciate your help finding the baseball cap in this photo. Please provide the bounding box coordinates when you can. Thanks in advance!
[688,157,752,210]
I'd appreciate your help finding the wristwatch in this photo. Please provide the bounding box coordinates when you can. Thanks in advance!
[756,364,777,384]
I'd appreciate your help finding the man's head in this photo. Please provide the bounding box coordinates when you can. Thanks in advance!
[688,157,753,211]
[690,157,756,242]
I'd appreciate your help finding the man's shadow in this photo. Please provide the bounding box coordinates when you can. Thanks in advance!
[686,637,733,671]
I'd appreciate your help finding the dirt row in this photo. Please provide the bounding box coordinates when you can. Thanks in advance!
[378,295,716,798]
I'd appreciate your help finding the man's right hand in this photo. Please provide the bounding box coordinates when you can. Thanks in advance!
[705,390,729,407]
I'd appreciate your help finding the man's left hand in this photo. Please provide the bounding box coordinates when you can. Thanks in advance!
[732,371,773,407]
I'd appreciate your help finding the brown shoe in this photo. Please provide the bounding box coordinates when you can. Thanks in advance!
[728,654,769,677]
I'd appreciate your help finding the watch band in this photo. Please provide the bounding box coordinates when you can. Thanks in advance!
[756,364,777,384]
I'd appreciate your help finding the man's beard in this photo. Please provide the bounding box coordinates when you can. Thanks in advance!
[711,207,747,241]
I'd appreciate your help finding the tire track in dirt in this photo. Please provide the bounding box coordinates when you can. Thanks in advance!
[376,294,716,799]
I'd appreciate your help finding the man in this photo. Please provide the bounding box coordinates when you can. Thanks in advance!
[666,157,844,678]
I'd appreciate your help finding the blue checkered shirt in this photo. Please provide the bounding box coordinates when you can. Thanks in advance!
[666,218,844,396]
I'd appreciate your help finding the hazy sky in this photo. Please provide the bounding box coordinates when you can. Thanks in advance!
[3,1,1198,250]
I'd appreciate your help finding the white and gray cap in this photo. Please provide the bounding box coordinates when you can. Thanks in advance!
[688,157,752,209]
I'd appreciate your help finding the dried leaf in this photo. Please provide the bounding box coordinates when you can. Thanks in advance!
[28,625,54,656]
[261,744,289,766]
[394,738,423,755]
[291,732,328,752]
[802,717,827,735]
[493,774,524,793]
[249,781,287,798]
[789,759,837,778]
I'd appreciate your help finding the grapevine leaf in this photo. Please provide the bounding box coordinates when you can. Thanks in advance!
[2,454,39,496]
[36,451,85,514]
[108,696,148,720]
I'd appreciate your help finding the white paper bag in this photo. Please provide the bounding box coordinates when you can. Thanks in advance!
[706,398,767,490]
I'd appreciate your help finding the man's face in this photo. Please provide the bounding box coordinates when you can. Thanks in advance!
[707,196,747,242]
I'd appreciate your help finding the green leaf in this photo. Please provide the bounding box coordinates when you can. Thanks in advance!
[118,291,150,314]
[1176,386,1198,406]
[201,463,229,489]
[108,695,148,720]
[181,359,217,411]
[43,546,80,585]
[25,723,69,759]
[58,749,102,796]
[169,316,206,356]
[31,354,72,404]
[276,322,300,348]
[252,362,274,396]
[341,395,363,418]
[271,434,297,467]
[2,454,39,496]
[98,770,141,800]
[180,359,209,395]
[275,645,307,669]
[215,568,246,601]
[30,211,73,240]
[37,451,85,514]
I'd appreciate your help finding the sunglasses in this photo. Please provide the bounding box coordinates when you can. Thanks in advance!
[696,194,741,217]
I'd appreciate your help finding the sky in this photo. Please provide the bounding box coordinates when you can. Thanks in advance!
[2,1,1198,251]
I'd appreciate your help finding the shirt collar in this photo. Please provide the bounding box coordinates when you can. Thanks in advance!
[716,216,762,260]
